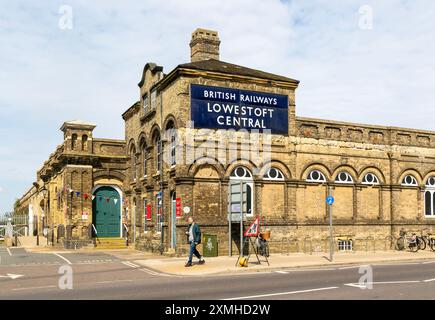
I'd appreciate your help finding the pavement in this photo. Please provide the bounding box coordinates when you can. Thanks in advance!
[1,245,435,300]
[133,250,435,276]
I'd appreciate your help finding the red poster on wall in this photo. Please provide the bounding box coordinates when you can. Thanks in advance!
[146,204,152,220]
[176,197,182,218]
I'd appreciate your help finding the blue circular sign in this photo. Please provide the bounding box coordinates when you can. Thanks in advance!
[326,196,334,205]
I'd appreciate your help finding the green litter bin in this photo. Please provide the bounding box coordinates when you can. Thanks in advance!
[202,234,218,257]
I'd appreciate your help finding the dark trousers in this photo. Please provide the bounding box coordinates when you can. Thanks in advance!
[188,241,201,263]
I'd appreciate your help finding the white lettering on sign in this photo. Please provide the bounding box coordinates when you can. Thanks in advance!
[204,90,237,101]
[207,102,273,129]
[240,93,278,106]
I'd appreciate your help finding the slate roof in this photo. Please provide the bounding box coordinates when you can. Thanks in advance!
[178,59,299,84]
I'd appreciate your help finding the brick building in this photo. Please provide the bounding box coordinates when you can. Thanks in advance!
[17,28,435,254]
[17,120,127,248]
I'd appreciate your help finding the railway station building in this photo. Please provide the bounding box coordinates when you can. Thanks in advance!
[17,28,435,254]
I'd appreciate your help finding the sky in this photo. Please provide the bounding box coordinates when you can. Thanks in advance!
[0,0,434,214]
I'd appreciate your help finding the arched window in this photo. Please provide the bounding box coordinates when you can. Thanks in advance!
[401,175,418,186]
[425,176,435,217]
[153,131,162,173]
[362,173,380,185]
[166,121,176,167]
[142,144,147,177]
[306,170,326,183]
[71,134,77,150]
[230,166,252,179]
[335,172,353,184]
[82,135,88,151]
[264,168,284,181]
[426,176,435,188]
[130,146,137,181]
[229,166,253,217]
[139,138,147,177]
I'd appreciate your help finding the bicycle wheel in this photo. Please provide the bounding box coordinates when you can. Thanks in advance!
[395,237,405,251]
[418,237,427,251]
[430,239,435,252]
[408,241,419,252]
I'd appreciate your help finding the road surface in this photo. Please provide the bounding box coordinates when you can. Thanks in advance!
[1,246,435,300]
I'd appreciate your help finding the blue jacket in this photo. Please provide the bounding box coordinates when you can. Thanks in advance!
[188,223,202,244]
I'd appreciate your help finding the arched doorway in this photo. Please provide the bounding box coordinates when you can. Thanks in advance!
[92,186,121,238]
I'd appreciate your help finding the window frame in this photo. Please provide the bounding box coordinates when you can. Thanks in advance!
[263,168,285,181]
[153,133,162,174]
[335,172,354,184]
[306,170,327,183]
[424,177,435,218]
[362,173,380,185]
[150,90,157,110]
[338,240,353,251]
[229,166,254,217]
[143,93,149,112]
[401,175,418,187]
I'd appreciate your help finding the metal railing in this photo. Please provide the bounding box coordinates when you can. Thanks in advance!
[0,226,5,241]
[0,215,28,226]
[91,224,100,245]
[123,224,129,246]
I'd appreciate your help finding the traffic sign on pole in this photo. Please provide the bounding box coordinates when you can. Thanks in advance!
[327,190,334,262]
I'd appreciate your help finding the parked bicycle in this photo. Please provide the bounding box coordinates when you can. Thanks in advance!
[419,231,435,252]
[395,229,420,252]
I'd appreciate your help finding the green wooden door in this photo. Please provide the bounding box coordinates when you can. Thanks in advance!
[92,186,121,238]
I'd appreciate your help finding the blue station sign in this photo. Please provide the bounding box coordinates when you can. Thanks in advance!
[190,84,289,134]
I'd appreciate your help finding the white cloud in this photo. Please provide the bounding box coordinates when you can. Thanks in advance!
[0,0,434,213]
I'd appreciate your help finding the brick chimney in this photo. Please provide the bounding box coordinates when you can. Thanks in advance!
[189,28,220,62]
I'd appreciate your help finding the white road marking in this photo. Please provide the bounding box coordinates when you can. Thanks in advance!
[13,285,56,291]
[338,265,369,270]
[423,278,435,282]
[223,286,339,300]
[282,268,337,273]
[0,273,24,280]
[96,279,134,284]
[6,248,12,256]
[53,253,72,265]
[274,271,288,274]
[345,280,421,288]
[422,261,435,264]
[138,268,160,276]
[122,261,140,268]
[373,262,420,267]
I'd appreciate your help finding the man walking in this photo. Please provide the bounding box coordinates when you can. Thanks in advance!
[185,216,205,267]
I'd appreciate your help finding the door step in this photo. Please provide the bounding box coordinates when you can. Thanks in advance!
[95,237,127,249]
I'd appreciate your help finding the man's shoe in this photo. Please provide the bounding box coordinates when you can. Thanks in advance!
[198,259,205,265]
[185,262,193,267]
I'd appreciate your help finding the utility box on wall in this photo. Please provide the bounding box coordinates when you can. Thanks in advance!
[202,234,218,257]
